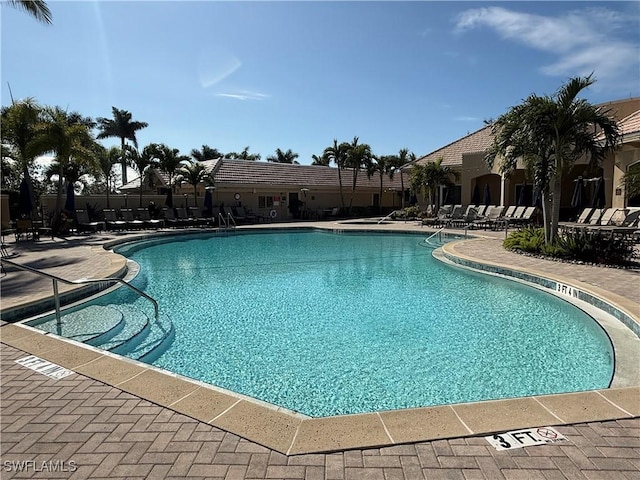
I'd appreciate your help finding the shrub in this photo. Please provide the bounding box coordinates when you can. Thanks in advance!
[503,227,637,265]
[503,227,545,253]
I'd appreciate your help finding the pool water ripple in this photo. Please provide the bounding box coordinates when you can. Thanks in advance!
[109,230,613,416]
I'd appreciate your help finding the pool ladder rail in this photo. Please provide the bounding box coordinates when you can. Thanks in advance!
[218,212,236,230]
[423,227,446,247]
[0,257,159,327]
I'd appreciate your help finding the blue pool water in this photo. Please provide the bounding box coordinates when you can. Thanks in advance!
[41,230,615,416]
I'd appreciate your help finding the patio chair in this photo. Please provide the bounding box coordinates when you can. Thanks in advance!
[137,208,164,229]
[103,209,127,231]
[75,210,101,233]
[162,208,181,228]
[470,206,504,230]
[15,219,36,241]
[120,209,145,230]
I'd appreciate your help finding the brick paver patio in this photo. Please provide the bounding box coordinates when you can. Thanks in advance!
[1,224,639,478]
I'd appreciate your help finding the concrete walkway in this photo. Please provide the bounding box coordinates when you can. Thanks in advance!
[1,223,639,479]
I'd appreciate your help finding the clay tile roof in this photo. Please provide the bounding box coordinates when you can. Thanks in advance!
[206,159,403,189]
[414,125,493,167]
[618,110,640,137]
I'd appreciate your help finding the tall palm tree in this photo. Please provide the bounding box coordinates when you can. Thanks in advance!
[1,98,43,216]
[7,0,52,24]
[323,139,348,209]
[486,75,620,243]
[191,145,222,162]
[124,144,160,207]
[369,154,397,212]
[178,161,207,207]
[395,148,412,209]
[224,146,260,161]
[409,157,459,212]
[96,107,148,185]
[311,153,330,166]
[343,136,372,213]
[266,148,299,164]
[93,145,120,208]
[34,106,96,218]
[156,144,189,193]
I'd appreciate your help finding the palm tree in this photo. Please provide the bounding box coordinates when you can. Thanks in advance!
[395,148,412,209]
[409,157,459,212]
[7,0,52,24]
[369,155,397,212]
[1,98,43,216]
[343,136,372,213]
[124,144,160,207]
[93,145,120,208]
[96,107,148,185]
[191,145,222,162]
[323,139,348,209]
[620,164,640,201]
[156,144,189,193]
[178,161,207,207]
[486,75,620,243]
[224,146,260,161]
[266,148,299,164]
[34,107,96,218]
[311,153,330,166]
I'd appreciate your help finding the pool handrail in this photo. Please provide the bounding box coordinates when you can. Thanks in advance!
[425,227,446,246]
[0,257,159,326]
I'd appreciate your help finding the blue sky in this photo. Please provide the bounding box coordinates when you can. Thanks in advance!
[3,1,639,175]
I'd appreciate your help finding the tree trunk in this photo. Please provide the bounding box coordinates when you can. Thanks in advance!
[337,167,345,209]
[121,138,127,185]
[349,169,358,214]
[542,189,553,244]
[400,171,405,209]
[549,175,563,243]
[379,173,383,213]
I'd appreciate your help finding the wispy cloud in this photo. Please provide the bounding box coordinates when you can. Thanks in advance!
[216,91,269,101]
[454,6,640,90]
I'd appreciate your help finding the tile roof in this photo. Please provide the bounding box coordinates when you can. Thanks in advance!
[413,125,493,167]
[618,110,640,137]
[206,159,404,190]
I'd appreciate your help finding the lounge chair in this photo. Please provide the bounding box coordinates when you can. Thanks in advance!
[510,206,537,227]
[120,209,145,230]
[188,207,212,227]
[559,208,595,231]
[588,209,640,237]
[235,206,257,224]
[137,208,164,229]
[162,208,181,228]
[175,207,196,227]
[471,206,505,230]
[103,209,127,231]
[75,210,101,233]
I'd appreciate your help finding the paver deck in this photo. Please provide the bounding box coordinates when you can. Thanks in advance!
[1,222,639,478]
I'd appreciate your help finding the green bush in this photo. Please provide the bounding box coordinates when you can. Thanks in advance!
[503,227,637,265]
[503,227,545,253]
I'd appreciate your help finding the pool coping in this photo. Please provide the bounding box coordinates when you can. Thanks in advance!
[1,228,639,455]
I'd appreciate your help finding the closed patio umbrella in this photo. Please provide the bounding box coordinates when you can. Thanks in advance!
[532,183,542,207]
[204,189,213,210]
[18,177,33,217]
[165,189,173,208]
[483,184,491,206]
[570,176,586,209]
[517,181,528,206]
[591,177,605,208]
[64,181,75,212]
[471,184,480,205]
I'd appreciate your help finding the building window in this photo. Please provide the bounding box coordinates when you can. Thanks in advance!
[258,196,274,208]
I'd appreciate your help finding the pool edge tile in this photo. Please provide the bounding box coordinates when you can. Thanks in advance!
[74,354,148,385]
[534,391,633,424]
[598,387,640,416]
[170,387,239,423]
[288,413,392,455]
[211,400,302,455]
[117,368,200,406]
[452,397,562,434]
[378,405,471,444]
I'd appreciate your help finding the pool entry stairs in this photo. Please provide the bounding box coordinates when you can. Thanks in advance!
[30,303,174,362]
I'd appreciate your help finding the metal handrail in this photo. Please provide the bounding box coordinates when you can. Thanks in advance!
[227,213,236,227]
[424,227,446,246]
[218,212,227,228]
[0,258,159,326]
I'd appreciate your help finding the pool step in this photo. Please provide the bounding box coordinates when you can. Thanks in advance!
[120,312,174,362]
[32,305,124,344]
[93,304,150,351]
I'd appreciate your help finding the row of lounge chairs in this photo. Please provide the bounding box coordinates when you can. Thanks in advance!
[559,208,640,239]
[422,205,538,230]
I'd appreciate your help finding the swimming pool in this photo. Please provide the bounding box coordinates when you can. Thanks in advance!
[31,230,614,416]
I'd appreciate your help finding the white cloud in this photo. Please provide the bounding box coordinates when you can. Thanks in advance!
[454,116,480,122]
[455,6,640,89]
[215,91,269,101]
